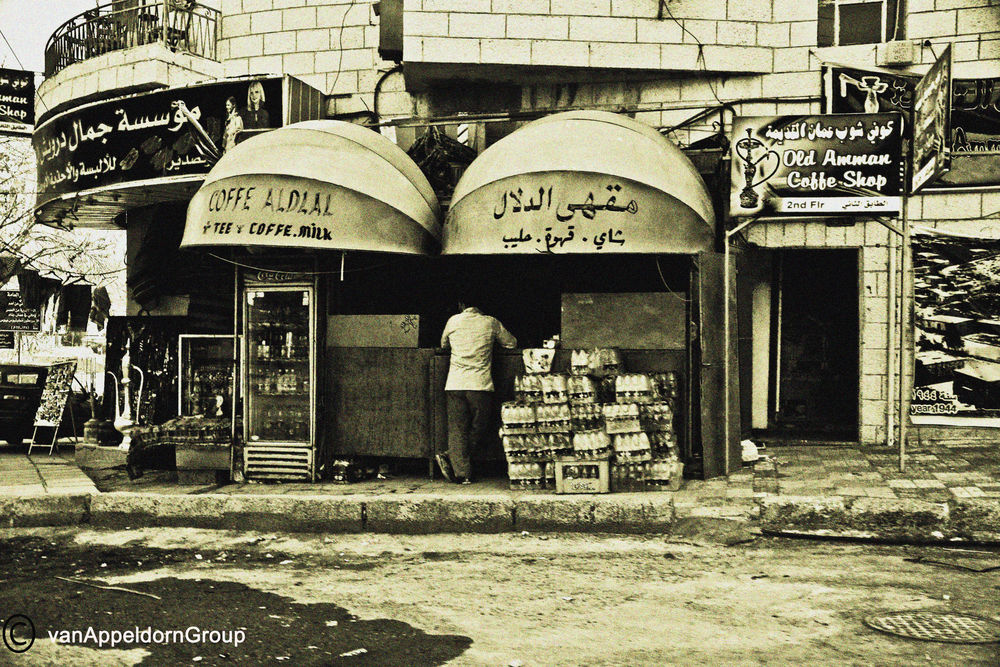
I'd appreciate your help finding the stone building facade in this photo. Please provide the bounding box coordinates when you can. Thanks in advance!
[35,0,1000,450]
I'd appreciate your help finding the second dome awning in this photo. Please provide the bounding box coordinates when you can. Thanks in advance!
[443,111,715,255]
[181,120,441,254]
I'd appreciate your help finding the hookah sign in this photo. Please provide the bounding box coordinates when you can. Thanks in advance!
[729,113,903,217]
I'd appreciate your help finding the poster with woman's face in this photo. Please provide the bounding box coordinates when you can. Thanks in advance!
[241,80,273,130]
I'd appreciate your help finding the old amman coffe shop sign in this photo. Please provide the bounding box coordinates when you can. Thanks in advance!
[730,113,903,217]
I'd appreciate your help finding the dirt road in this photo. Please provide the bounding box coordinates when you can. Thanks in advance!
[1,523,998,665]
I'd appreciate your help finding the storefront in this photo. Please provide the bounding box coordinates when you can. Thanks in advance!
[182,119,442,481]
[438,110,735,480]
[729,111,905,447]
[29,75,327,472]
[180,110,739,482]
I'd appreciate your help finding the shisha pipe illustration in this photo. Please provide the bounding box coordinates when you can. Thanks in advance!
[734,128,779,209]
[107,338,145,451]
[838,73,888,114]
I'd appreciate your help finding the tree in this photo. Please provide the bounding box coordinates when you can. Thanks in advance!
[0,135,123,289]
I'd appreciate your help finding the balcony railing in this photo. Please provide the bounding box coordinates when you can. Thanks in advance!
[44,1,219,78]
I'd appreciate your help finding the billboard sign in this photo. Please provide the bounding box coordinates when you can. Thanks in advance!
[0,67,34,136]
[911,232,1000,426]
[826,63,1000,188]
[33,77,284,207]
[911,45,952,193]
[730,113,903,217]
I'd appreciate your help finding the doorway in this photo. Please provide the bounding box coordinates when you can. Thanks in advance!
[752,249,860,442]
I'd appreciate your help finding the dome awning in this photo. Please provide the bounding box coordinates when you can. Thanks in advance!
[443,110,715,255]
[181,120,441,254]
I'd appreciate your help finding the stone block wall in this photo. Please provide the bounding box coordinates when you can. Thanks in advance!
[400,0,821,76]
[216,0,410,114]
[908,0,1000,68]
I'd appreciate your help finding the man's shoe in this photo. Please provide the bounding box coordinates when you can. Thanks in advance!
[458,477,473,485]
[435,453,454,482]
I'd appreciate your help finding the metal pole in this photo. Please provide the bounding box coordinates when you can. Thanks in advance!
[886,224,896,450]
[899,193,910,472]
[16,331,20,364]
[161,0,168,48]
[723,237,730,475]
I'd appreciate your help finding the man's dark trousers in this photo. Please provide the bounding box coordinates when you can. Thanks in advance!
[446,390,492,480]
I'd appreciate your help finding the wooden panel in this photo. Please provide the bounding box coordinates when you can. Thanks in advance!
[324,348,432,460]
[327,315,420,348]
[561,292,686,350]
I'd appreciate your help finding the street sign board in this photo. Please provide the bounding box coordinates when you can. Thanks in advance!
[730,113,904,217]
[0,67,34,136]
[0,291,41,332]
[912,45,953,193]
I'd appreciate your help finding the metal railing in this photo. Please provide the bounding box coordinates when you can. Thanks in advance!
[44,1,219,78]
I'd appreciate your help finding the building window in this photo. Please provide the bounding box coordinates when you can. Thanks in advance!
[818,0,902,47]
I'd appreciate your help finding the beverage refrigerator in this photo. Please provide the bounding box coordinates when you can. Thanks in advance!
[242,282,317,481]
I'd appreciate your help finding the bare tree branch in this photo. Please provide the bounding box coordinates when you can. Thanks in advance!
[0,137,121,286]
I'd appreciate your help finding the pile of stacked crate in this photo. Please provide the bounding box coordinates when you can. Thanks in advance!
[501,348,683,492]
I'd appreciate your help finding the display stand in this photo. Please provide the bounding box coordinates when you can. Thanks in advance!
[27,361,78,456]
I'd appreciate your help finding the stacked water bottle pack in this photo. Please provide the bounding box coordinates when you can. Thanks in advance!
[501,349,684,493]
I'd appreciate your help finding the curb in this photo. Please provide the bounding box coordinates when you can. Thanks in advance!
[0,492,676,534]
[0,494,91,528]
[2,492,998,541]
[759,495,1000,543]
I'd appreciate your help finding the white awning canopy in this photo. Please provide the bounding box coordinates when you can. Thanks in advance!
[443,110,716,255]
[182,120,441,254]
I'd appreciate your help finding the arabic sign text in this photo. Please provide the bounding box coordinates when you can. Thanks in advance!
[730,113,903,217]
[0,67,34,134]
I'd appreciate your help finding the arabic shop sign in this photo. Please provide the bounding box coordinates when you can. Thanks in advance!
[827,64,1000,188]
[182,173,437,255]
[730,113,903,217]
[0,67,34,136]
[444,169,717,255]
[33,77,283,205]
[0,291,40,332]
[490,181,636,251]
[912,45,953,193]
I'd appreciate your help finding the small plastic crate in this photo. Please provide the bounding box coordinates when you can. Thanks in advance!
[554,458,610,494]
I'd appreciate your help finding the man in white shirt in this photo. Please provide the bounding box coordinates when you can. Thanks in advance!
[438,297,517,484]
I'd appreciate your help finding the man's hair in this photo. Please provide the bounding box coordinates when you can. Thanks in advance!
[456,288,480,310]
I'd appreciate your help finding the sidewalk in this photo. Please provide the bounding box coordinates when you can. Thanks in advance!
[0,447,98,496]
[1,442,999,541]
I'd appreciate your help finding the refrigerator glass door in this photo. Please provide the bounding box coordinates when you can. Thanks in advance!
[245,288,311,443]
